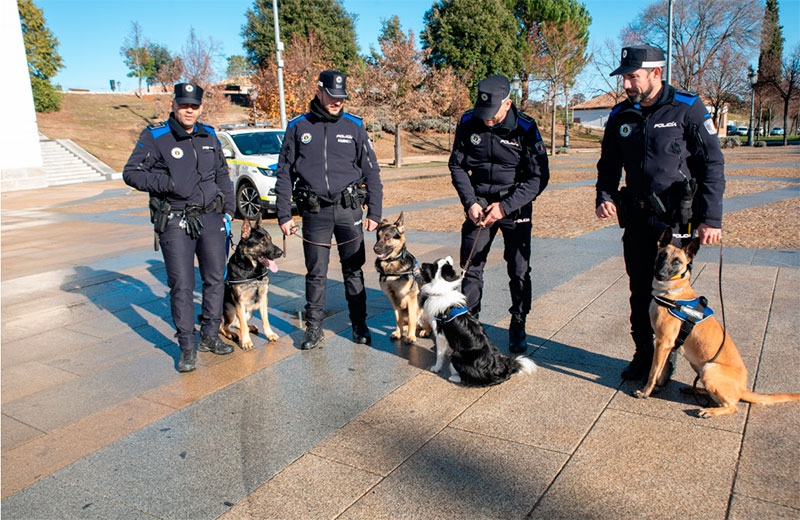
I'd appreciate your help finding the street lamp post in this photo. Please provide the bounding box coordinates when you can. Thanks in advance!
[249,87,258,125]
[563,85,570,148]
[511,75,521,106]
[747,70,757,146]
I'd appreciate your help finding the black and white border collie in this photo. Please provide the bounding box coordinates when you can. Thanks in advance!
[419,256,536,386]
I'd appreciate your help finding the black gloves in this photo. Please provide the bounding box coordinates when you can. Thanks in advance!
[181,205,204,240]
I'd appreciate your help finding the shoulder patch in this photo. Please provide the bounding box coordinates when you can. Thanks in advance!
[146,122,170,139]
[460,110,475,124]
[342,113,364,127]
[200,123,216,135]
[517,111,535,131]
[609,103,625,117]
[287,113,309,130]
[674,91,698,107]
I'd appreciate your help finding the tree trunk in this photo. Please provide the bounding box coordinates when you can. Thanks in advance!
[394,122,402,168]
[550,92,557,156]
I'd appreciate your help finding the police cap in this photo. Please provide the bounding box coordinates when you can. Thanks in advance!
[473,75,511,120]
[317,70,349,99]
[610,45,667,76]
[174,83,204,105]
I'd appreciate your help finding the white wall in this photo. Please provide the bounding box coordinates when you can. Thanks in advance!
[0,0,47,191]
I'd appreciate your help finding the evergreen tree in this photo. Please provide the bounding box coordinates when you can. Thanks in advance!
[758,0,783,85]
[421,0,523,92]
[242,0,360,72]
[18,0,63,112]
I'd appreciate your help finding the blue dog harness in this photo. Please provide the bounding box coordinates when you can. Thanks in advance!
[435,306,470,324]
[653,295,714,350]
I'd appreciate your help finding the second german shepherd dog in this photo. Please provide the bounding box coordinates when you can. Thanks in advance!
[374,212,429,344]
[634,228,800,417]
[220,215,283,350]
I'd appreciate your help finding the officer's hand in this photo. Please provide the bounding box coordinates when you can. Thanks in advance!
[697,223,721,245]
[280,220,298,236]
[481,202,505,228]
[467,203,484,225]
[595,201,617,220]
[222,214,232,236]
[364,218,379,232]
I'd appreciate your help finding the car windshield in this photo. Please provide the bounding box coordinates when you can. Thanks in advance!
[231,132,284,156]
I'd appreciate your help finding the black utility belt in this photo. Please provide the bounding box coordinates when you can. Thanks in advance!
[170,203,218,217]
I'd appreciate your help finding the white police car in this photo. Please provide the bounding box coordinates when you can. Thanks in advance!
[217,124,285,219]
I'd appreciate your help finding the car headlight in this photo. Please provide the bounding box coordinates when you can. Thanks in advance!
[257,166,277,177]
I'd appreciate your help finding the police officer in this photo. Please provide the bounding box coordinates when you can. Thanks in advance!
[595,45,725,380]
[450,74,550,353]
[123,82,235,372]
[276,70,383,350]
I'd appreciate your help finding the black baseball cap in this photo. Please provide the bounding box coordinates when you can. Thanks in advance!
[174,83,204,105]
[610,45,667,76]
[474,75,511,120]
[318,70,349,99]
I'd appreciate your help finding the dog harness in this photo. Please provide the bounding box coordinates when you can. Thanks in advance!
[377,249,421,280]
[653,295,714,350]
[435,306,470,324]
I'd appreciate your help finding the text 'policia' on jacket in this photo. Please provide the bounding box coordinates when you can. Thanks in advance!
[274,109,382,224]
[449,105,550,216]
[122,116,235,215]
[596,83,725,228]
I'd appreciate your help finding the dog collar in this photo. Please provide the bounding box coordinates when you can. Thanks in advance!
[435,306,470,323]
[668,267,690,280]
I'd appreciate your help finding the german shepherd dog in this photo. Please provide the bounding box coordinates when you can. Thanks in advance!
[634,228,800,417]
[419,256,536,386]
[220,215,283,350]
[374,212,430,344]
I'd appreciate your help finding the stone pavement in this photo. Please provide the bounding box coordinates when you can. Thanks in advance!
[2,151,799,519]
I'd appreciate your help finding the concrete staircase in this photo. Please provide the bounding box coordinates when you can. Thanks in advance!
[39,135,119,186]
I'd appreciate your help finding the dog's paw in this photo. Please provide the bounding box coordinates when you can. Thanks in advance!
[633,389,649,399]
[417,329,431,338]
[430,365,441,373]
[248,325,259,334]
[403,335,416,345]
[448,373,462,384]
[390,330,402,340]
[265,332,279,342]
[241,339,255,351]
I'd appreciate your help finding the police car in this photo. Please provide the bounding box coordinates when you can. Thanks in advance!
[217,123,285,219]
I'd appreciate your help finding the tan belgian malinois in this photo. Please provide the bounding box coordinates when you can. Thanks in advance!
[634,228,800,418]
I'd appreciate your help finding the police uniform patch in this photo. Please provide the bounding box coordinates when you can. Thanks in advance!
[620,124,632,137]
[171,147,184,159]
[534,140,546,154]
[301,133,312,144]
[470,133,481,145]
[703,118,718,135]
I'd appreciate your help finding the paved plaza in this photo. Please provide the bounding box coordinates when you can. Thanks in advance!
[2,149,799,519]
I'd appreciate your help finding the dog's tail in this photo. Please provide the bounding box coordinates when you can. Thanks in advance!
[514,356,537,375]
[740,390,800,405]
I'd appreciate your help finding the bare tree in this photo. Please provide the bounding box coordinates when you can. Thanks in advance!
[120,21,149,96]
[180,28,221,85]
[528,20,590,155]
[770,44,800,145]
[628,0,761,93]
[702,45,750,127]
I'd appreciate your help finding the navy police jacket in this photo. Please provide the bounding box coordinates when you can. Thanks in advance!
[596,83,725,228]
[275,102,383,226]
[123,115,235,214]
[449,105,550,216]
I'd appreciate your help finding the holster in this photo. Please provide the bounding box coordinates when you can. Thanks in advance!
[293,187,320,215]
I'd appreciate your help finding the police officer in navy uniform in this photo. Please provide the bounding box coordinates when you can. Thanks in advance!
[123,82,236,372]
[275,70,383,350]
[595,45,725,380]
[450,74,550,353]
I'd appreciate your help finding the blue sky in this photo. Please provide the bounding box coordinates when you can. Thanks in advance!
[35,0,800,96]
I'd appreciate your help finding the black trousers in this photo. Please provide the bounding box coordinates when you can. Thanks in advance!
[301,202,366,328]
[621,215,679,347]
[459,203,532,317]
[159,211,228,351]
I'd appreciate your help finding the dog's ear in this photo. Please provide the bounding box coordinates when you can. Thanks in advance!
[419,262,436,284]
[659,228,673,248]
[684,238,701,259]
[241,218,252,239]
[395,212,405,233]
[255,212,263,229]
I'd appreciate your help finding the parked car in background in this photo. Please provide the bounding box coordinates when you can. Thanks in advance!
[726,124,740,136]
[770,126,784,136]
[217,124,286,219]
[737,126,749,136]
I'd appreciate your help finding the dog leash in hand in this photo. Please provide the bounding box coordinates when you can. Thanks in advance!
[282,226,364,259]
[461,221,485,279]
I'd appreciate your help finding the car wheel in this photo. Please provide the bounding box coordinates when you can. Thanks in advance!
[237,180,262,220]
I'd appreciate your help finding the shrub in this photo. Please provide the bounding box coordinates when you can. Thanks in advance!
[719,136,740,149]
[754,140,767,147]
[31,76,62,113]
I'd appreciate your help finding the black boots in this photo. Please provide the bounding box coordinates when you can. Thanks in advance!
[178,348,197,372]
[301,326,324,350]
[352,322,372,345]
[509,313,527,353]
[621,337,654,380]
[198,334,234,355]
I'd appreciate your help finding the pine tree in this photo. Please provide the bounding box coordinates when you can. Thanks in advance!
[18,0,63,112]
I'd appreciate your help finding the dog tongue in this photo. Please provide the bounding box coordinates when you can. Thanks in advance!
[267,259,278,273]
